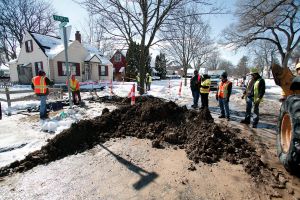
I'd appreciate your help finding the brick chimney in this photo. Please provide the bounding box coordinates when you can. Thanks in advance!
[75,31,81,43]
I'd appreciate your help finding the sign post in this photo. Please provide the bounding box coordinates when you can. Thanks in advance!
[53,15,73,108]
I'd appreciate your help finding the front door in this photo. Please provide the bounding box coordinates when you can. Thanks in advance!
[83,62,91,81]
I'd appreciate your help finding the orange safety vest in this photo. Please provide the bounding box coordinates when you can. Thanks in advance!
[218,81,231,98]
[67,79,80,91]
[32,76,47,94]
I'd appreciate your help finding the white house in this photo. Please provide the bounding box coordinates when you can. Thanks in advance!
[9,31,113,84]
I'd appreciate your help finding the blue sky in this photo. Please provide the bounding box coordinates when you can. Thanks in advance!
[50,0,245,65]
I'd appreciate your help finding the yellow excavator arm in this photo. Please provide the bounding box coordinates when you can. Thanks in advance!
[271,63,300,98]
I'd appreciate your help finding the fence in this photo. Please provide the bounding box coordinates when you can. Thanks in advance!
[0,87,63,116]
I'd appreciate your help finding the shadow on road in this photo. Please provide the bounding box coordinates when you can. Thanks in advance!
[99,144,159,190]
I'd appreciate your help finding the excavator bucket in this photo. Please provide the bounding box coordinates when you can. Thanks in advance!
[271,63,297,97]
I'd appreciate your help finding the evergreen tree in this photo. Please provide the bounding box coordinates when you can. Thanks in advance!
[235,56,250,77]
[154,52,167,79]
[126,41,152,81]
[125,42,139,81]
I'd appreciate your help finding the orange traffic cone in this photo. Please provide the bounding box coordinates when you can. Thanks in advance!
[178,81,182,96]
[131,84,135,105]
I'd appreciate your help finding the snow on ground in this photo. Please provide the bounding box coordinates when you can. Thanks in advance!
[0,78,282,168]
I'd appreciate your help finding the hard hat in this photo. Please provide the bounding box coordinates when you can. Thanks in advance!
[249,67,259,75]
[220,71,228,78]
[38,70,45,76]
[296,63,300,70]
[146,73,149,75]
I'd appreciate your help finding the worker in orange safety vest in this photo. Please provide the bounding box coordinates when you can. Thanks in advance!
[216,72,232,120]
[66,75,81,105]
[31,70,53,119]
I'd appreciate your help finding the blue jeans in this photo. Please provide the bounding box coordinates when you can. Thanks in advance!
[245,97,259,125]
[219,98,230,117]
[40,95,47,119]
[191,89,200,106]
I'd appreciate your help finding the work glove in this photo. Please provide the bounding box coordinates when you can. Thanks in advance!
[226,98,230,102]
[241,95,245,99]
[216,95,219,101]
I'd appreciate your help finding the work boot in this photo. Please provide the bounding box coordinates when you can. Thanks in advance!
[252,124,257,128]
[226,116,230,121]
[218,115,225,118]
[240,119,250,124]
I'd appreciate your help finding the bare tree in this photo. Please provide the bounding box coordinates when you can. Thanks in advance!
[218,59,234,75]
[162,6,214,85]
[222,0,300,68]
[81,15,116,56]
[250,40,277,78]
[0,0,57,62]
[77,0,221,94]
[204,50,221,70]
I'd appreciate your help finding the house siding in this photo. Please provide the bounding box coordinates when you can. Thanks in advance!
[110,51,126,81]
[52,41,86,83]
[8,62,18,82]
[17,32,49,78]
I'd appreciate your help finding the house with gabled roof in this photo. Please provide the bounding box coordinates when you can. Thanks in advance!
[9,31,113,84]
[110,49,127,81]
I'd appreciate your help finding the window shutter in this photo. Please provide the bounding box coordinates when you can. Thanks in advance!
[35,63,38,75]
[30,40,33,52]
[98,65,101,76]
[41,61,43,70]
[76,63,80,76]
[25,41,29,52]
[105,66,108,76]
[58,61,63,76]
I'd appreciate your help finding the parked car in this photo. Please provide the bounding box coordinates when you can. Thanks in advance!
[152,76,161,80]
[209,75,220,91]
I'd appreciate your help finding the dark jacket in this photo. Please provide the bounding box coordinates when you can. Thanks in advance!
[31,76,53,96]
[190,74,200,91]
[248,75,265,99]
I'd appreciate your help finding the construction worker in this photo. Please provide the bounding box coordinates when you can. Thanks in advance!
[190,69,201,108]
[216,72,232,119]
[200,73,211,109]
[66,75,81,105]
[136,73,140,92]
[240,68,265,128]
[146,73,152,91]
[31,70,53,119]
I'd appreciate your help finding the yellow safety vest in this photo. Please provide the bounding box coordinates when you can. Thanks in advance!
[254,79,263,103]
[200,79,211,93]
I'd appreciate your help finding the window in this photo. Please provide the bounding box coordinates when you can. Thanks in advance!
[99,65,108,76]
[114,53,121,62]
[34,62,43,75]
[25,40,33,52]
[58,62,80,76]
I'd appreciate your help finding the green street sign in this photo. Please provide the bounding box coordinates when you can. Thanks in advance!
[53,15,69,22]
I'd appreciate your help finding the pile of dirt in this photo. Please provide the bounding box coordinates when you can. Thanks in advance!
[0,96,266,180]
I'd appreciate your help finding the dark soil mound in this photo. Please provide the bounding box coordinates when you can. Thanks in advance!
[0,96,266,180]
